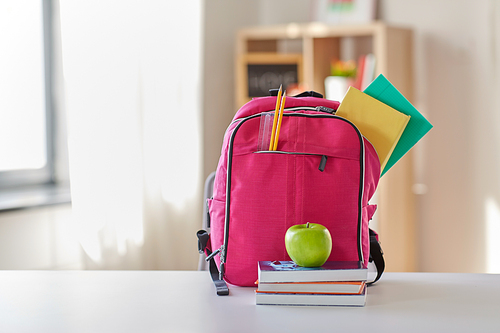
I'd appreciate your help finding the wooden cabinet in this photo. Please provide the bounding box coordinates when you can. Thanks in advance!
[235,22,417,272]
[235,21,413,107]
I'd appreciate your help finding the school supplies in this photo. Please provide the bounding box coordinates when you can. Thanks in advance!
[336,87,411,173]
[272,91,286,151]
[268,85,282,150]
[364,74,433,176]
[257,261,367,283]
[269,88,286,151]
[255,287,367,306]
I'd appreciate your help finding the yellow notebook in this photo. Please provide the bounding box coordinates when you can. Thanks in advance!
[336,87,411,173]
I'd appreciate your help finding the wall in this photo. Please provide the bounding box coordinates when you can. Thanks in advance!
[202,0,259,179]
[380,0,500,273]
[0,204,83,269]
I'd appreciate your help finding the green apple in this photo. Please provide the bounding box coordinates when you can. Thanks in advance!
[285,222,332,267]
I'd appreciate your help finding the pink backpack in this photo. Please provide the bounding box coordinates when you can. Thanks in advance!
[198,91,384,295]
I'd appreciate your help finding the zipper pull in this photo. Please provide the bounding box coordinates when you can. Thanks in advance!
[316,106,335,114]
[319,155,328,172]
[206,198,211,228]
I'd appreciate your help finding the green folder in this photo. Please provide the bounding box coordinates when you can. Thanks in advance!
[364,74,433,176]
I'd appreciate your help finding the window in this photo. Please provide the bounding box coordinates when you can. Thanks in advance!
[0,0,54,188]
[0,0,70,210]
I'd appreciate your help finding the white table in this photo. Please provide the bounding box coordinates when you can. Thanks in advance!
[0,271,499,332]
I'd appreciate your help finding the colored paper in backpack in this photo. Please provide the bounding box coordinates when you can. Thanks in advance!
[364,74,433,176]
[336,87,410,174]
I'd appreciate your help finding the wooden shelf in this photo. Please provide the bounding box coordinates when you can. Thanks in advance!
[235,21,413,108]
[234,21,417,272]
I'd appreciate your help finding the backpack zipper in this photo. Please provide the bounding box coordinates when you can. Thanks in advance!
[319,155,328,172]
[220,110,365,279]
[229,106,336,128]
[255,151,329,172]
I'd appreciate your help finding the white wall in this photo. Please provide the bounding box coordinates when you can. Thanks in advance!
[203,0,260,177]
[0,204,83,269]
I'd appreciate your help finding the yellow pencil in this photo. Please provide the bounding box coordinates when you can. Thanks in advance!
[269,85,282,151]
[273,91,286,151]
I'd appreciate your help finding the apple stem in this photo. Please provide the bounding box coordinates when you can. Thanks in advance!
[306,222,310,228]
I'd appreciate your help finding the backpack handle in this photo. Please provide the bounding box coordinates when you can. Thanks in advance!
[269,89,323,99]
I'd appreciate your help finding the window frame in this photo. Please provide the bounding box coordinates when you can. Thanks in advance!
[0,0,55,189]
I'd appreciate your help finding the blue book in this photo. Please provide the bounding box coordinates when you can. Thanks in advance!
[257,261,367,283]
[364,74,433,176]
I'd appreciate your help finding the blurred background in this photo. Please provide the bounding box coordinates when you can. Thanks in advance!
[1,0,499,274]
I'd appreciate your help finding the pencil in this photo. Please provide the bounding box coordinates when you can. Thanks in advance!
[272,91,286,151]
[269,85,282,151]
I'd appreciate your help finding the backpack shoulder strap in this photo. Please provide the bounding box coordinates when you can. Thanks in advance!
[367,228,385,285]
[208,256,229,296]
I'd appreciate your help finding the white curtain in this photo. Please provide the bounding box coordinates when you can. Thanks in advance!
[59,1,203,269]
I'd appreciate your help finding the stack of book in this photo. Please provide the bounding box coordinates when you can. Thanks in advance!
[255,261,368,307]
